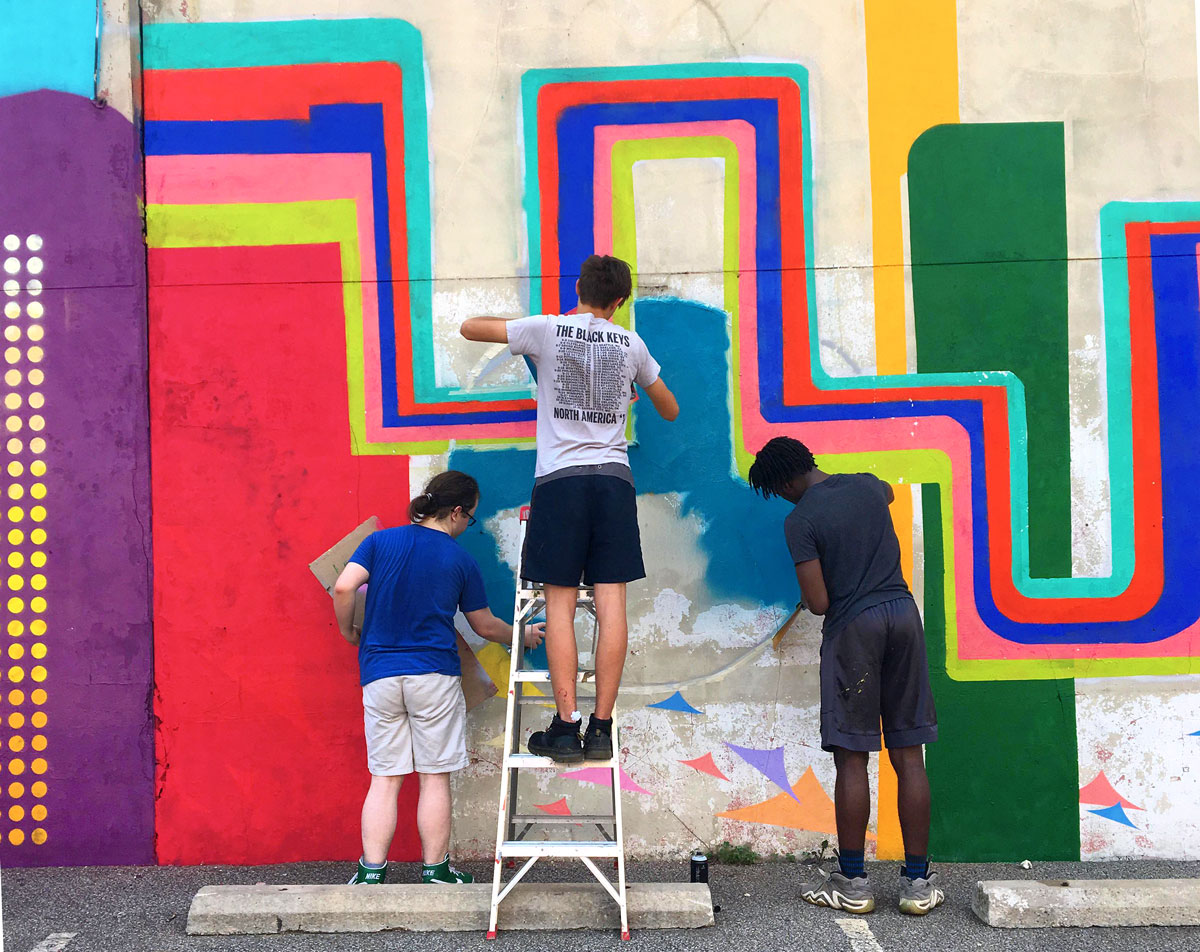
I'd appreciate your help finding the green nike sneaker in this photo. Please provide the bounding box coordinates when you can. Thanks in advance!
[347,857,387,884]
[422,853,474,884]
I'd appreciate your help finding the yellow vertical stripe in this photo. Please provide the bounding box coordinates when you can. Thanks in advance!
[865,0,960,375]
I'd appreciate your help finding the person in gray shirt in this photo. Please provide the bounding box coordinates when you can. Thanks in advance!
[460,255,679,763]
[749,436,943,916]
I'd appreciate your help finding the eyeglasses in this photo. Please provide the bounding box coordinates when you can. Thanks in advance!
[458,508,477,527]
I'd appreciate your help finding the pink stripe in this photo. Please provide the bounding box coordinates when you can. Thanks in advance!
[147,153,535,444]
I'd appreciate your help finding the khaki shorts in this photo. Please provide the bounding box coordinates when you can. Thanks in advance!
[362,674,468,775]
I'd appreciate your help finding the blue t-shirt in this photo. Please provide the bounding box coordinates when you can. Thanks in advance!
[348,525,488,686]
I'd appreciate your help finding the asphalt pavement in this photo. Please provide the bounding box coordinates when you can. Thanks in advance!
[3,858,1200,952]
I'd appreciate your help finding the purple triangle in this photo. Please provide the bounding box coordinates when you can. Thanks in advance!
[1088,802,1138,829]
[724,743,797,801]
[646,690,704,715]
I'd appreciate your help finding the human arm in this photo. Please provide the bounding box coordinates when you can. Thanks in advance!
[459,316,511,344]
[795,559,830,616]
[464,609,545,649]
[333,561,370,645]
[642,377,679,421]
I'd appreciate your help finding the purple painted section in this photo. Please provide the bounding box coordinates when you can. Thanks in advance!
[725,743,798,801]
[0,91,153,866]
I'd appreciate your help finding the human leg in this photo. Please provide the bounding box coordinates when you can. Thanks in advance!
[591,581,628,719]
[354,677,415,881]
[543,583,580,718]
[403,675,474,884]
[360,773,405,865]
[888,744,931,861]
[832,747,871,856]
[416,771,451,864]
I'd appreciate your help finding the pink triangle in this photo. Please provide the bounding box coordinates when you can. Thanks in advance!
[1079,771,1142,810]
[534,797,572,816]
[680,752,730,781]
[558,766,653,795]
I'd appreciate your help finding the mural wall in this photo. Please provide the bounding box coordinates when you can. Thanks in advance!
[3,0,1199,866]
[0,0,153,868]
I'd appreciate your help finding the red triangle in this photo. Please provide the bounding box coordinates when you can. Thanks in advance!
[680,752,730,781]
[1079,771,1142,810]
[534,797,572,816]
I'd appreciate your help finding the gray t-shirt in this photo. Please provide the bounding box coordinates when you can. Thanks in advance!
[783,473,912,635]
[507,313,661,478]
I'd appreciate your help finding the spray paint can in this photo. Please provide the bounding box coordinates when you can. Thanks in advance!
[690,850,709,883]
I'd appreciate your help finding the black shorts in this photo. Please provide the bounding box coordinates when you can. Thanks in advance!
[521,474,645,586]
[819,597,938,752]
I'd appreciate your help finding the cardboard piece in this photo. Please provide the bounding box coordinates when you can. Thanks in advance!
[309,518,498,710]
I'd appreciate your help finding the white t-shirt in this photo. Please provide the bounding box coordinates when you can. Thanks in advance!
[507,313,662,478]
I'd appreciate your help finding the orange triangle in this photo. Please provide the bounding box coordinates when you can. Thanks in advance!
[716,766,875,840]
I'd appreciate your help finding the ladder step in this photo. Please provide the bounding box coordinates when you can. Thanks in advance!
[498,840,623,858]
[504,753,617,769]
[512,670,595,683]
[511,814,615,825]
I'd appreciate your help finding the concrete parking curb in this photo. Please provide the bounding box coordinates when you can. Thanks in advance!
[187,881,714,935]
[973,879,1200,928]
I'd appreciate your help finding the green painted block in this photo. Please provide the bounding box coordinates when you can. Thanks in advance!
[922,485,1080,860]
[909,122,1071,580]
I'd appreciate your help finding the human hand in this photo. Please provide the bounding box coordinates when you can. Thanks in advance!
[342,625,361,646]
[524,622,545,650]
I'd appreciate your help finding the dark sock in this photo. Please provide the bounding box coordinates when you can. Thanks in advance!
[588,715,613,734]
[838,849,866,880]
[547,714,580,737]
[902,854,929,880]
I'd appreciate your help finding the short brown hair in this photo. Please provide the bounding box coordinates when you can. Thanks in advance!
[577,254,632,308]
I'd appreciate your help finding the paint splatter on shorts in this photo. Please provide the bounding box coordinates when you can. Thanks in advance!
[819,596,938,752]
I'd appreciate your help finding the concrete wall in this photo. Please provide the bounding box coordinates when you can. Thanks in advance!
[2,0,1199,866]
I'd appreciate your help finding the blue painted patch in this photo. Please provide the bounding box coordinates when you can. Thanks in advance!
[1087,802,1139,829]
[450,299,799,624]
[647,690,704,715]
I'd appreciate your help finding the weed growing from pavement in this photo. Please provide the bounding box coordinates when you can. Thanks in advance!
[711,841,760,864]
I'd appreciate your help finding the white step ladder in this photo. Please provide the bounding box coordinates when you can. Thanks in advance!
[486,506,629,941]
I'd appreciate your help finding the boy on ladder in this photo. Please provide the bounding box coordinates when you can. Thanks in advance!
[461,254,678,762]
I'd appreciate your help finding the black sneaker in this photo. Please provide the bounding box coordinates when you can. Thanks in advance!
[583,715,613,761]
[527,715,584,763]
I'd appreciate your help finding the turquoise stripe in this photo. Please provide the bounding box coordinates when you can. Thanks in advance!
[0,0,97,99]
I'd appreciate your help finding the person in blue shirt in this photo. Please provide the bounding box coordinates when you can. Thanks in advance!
[333,470,542,885]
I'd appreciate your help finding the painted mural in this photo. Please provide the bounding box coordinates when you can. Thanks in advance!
[2,0,1199,866]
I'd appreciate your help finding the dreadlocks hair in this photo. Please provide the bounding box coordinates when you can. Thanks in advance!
[747,437,817,499]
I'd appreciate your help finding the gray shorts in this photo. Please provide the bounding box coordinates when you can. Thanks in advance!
[362,673,469,775]
[819,597,938,753]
